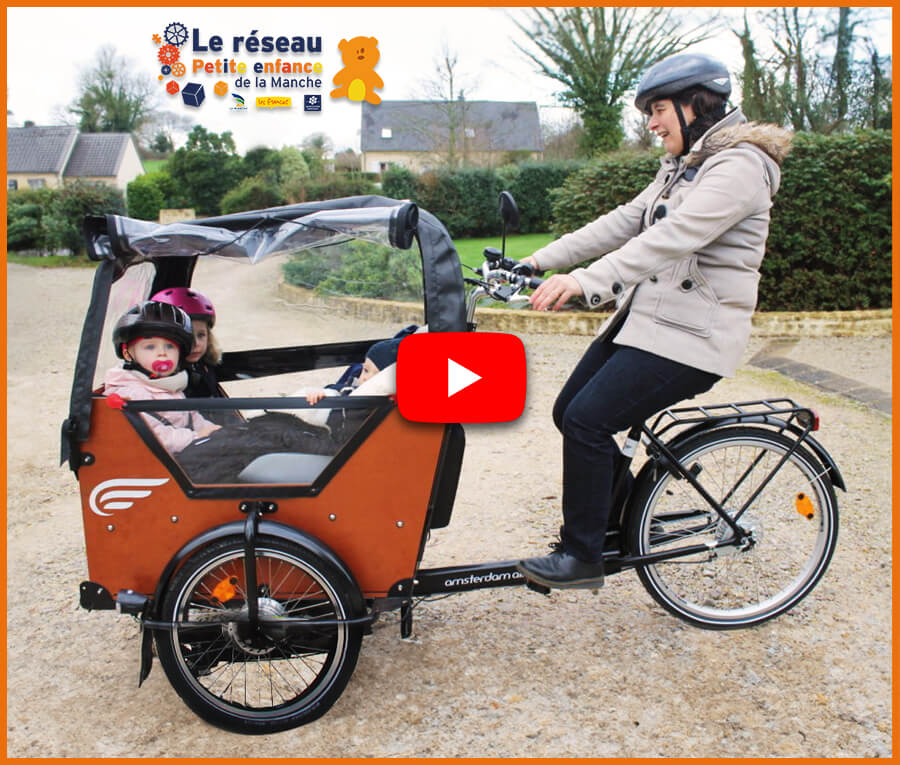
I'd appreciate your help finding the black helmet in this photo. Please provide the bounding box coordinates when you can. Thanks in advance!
[113,301,194,359]
[634,52,731,114]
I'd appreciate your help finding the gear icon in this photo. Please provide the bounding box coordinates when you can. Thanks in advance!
[161,65,172,76]
[158,44,180,66]
[171,62,186,77]
[152,33,162,45]
[165,21,189,47]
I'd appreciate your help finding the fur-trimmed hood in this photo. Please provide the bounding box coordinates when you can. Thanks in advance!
[687,121,793,167]
[682,109,793,196]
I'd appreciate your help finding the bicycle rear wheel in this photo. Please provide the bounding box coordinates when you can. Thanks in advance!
[628,426,838,629]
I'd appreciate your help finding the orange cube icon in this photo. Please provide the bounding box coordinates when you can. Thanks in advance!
[166,80,180,95]
[214,81,228,97]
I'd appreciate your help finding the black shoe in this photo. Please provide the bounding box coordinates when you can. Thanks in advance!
[516,550,605,590]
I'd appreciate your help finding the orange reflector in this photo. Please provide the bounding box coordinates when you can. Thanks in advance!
[212,576,238,602]
[795,492,815,519]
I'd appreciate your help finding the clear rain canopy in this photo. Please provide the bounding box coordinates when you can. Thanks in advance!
[113,206,412,264]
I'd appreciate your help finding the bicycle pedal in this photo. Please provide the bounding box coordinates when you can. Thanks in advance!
[525,580,551,596]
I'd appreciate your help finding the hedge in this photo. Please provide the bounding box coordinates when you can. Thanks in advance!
[379,162,585,239]
[7,182,125,254]
[416,168,503,238]
[547,131,891,311]
[302,174,378,203]
[505,161,587,233]
[283,239,421,301]
[760,131,891,311]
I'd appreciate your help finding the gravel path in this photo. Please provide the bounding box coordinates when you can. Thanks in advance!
[5,260,892,757]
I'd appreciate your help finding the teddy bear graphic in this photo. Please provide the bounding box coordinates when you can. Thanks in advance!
[330,36,383,104]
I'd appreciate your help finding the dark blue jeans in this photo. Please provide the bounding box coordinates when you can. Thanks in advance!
[552,337,720,562]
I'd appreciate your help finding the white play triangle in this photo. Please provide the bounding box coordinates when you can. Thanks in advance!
[447,358,481,397]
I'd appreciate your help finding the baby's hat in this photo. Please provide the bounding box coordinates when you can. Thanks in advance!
[365,338,402,370]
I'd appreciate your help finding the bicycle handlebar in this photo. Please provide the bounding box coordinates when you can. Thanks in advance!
[465,253,545,324]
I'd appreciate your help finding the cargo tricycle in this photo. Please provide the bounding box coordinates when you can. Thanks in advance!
[63,193,842,733]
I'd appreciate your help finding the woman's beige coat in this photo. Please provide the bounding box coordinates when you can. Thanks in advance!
[532,108,792,377]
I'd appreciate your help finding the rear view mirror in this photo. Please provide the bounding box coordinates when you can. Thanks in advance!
[498,191,520,232]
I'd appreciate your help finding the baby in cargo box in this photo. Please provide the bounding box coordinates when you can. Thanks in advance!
[291,325,419,428]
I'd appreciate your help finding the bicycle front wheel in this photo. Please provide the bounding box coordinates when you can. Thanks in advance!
[155,536,363,733]
[628,426,838,630]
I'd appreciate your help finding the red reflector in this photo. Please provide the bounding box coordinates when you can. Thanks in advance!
[105,393,126,410]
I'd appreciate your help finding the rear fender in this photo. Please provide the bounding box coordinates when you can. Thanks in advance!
[620,418,846,543]
[664,417,845,492]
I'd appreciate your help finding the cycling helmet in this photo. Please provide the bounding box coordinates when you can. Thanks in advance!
[113,301,194,359]
[150,287,216,327]
[634,52,731,115]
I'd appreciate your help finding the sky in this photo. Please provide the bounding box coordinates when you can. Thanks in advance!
[5,6,893,156]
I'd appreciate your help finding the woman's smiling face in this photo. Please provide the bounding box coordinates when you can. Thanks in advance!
[648,98,695,155]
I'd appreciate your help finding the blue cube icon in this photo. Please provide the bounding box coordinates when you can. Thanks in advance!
[182,83,205,107]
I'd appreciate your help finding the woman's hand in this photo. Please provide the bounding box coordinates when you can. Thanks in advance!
[306,390,327,405]
[529,273,584,312]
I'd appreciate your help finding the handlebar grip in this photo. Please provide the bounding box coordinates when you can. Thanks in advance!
[526,276,544,289]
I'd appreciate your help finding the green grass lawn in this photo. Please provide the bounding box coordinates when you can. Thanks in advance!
[7,254,96,268]
[453,233,555,270]
[142,159,169,174]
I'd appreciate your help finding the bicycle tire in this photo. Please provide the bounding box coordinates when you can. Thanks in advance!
[627,426,838,630]
[155,536,363,733]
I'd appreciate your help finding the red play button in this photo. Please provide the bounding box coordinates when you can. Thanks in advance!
[396,332,527,423]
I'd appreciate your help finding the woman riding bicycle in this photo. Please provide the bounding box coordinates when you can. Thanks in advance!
[517,52,793,590]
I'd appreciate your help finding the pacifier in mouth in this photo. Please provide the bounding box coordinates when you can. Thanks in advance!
[151,359,174,374]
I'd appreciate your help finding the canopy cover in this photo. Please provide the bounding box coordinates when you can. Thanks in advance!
[85,195,465,332]
[64,196,467,457]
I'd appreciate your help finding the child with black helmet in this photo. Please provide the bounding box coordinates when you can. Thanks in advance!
[104,301,221,454]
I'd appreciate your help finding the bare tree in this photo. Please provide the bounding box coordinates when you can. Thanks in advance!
[413,43,479,168]
[736,7,890,133]
[136,110,194,153]
[540,110,587,160]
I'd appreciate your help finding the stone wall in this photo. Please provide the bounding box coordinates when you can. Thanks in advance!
[277,282,892,337]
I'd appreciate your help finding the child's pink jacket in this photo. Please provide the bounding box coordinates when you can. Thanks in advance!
[103,367,218,454]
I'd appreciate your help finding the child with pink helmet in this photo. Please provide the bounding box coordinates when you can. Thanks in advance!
[150,287,222,399]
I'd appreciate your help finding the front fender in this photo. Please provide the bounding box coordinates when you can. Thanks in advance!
[148,519,360,620]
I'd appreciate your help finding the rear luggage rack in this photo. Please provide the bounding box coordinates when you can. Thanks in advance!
[650,398,817,438]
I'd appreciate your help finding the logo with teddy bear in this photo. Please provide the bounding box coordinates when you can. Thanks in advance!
[330,36,383,104]
[148,20,382,111]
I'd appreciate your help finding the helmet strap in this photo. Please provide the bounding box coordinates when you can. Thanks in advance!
[672,100,691,157]
[123,359,159,378]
